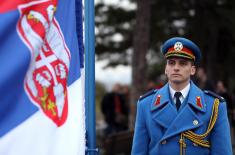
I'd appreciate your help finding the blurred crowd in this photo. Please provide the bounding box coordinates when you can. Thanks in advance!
[100,83,130,135]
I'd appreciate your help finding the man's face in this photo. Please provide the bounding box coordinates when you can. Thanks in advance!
[165,58,196,85]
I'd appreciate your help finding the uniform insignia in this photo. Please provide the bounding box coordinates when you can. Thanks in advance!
[196,96,203,108]
[139,89,156,101]
[174,42,183,52]
[154,95,161,106]
[204,90,225,102]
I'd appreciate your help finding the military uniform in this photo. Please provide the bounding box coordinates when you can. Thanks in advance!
[131,82,232,155]
[131,37,233,155]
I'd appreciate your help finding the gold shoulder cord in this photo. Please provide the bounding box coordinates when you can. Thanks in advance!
[179,98,220,155]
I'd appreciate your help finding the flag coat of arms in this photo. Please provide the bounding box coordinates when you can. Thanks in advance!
[0,0,85,155]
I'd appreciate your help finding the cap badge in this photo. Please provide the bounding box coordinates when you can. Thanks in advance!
[174,42,183,52]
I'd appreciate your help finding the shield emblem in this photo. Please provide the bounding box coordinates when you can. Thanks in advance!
[17,0,70,126]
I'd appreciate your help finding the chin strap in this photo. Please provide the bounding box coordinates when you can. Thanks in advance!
[179,98,220,155]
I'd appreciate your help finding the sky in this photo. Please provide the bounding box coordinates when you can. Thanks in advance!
[95,0,136,10]
[94,0,135,91]
[95,60,131,91]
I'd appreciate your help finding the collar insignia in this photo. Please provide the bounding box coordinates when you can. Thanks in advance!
[155,95,161,106]
[196,96,203,108]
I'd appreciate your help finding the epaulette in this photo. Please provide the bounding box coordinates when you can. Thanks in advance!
[139,89,157,101]
[204,90,225,102]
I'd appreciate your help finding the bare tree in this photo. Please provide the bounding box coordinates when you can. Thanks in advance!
[130,0,151,128]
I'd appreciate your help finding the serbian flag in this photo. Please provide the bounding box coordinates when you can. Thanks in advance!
[0,0,85,155]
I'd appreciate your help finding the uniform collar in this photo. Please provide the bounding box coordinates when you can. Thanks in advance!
[150,83,170,111]
[169,82,190,102]
[151,81,206,113]
[186,81,206,113]
[150,81,206,140]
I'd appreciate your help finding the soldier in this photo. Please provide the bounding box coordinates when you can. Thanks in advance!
[131,37,233,155]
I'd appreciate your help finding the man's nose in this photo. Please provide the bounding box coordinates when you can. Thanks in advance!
[173,63,180,70]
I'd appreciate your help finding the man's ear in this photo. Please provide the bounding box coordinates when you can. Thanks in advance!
[191,66,196,76]
[165,66,168,75]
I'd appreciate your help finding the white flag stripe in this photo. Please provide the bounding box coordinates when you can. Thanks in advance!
[0,72,85,155]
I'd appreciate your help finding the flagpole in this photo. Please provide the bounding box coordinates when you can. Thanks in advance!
[84,0,98,154]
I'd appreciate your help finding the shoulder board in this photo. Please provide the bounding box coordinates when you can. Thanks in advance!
[204,90,225,102]
[139,89,157,101]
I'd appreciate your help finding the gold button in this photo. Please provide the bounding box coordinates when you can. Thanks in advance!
[193,143,198,147]
[161,140,167,144]
[193,120,198,126]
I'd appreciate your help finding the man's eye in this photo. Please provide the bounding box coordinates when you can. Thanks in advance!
[180,61,187,65]
[168,61,175,65]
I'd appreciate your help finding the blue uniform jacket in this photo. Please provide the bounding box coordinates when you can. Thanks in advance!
[131,82,233,155]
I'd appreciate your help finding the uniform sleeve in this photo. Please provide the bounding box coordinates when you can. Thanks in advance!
[210,101,233,155]
[131,100,149,155]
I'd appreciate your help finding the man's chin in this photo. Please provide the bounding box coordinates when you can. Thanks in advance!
[171,79,182,84]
